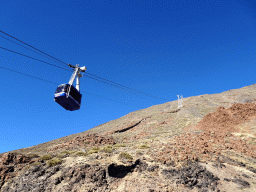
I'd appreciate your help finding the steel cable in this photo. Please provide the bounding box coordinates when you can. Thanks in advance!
[0,46,72,72]
[0,46,160,101]
[0,66,138,107]
[0,31,68,67]
[0,31,167,101]
[0,35,70,68]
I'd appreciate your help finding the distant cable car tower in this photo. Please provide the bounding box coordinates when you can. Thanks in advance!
[177,94,183,108]
[54,64,87,111]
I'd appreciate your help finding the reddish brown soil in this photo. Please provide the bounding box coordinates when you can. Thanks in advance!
[47,134,115,152]
[197,103,256,133]
[154,103,256,164]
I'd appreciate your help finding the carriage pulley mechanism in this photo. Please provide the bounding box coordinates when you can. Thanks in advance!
[54,64,87,111]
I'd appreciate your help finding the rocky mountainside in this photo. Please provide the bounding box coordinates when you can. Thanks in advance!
[1,84,256,192]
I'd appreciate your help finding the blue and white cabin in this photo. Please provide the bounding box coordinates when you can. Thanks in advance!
[54,84,82,111]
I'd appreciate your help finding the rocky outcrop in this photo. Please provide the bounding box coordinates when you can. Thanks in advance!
[1,163,109,192]
[0,159,151,192]
[0,152,30,165]
[0,153,32,189]
[162,162,220,191]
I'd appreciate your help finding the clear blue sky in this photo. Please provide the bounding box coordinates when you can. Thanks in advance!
[1,0,256,153]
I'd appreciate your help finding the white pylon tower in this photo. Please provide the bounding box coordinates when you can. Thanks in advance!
[177,94,183,108]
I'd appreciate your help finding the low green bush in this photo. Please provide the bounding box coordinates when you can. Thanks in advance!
[139,144,150,149]
[101,145,113,153]
[47,158,62,167]
[40,154,52,160]
[118,152,133,160]
[114,143,126,148]
[61,150,76,155]
[74,151,87,156]
[56,153,67,159]
[27,153,40,158]
[88,147,100,154]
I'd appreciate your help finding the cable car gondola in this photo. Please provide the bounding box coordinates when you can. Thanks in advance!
[54,64,86,111]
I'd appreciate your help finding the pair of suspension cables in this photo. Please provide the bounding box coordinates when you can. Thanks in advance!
[0,31,167,106]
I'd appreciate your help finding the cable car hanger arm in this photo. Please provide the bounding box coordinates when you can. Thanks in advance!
[68,64,87,86]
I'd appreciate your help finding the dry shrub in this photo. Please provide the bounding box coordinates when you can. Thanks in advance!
[61,150,76,155]
[40,154,52,160]
[88,147,100,154]
[114,143,126,148]
[47,158,62,167]
[27,153,40,158]
[118,152,133,160]
[74,151,87,156]
[101,145,113,153]
[139,144,150,149]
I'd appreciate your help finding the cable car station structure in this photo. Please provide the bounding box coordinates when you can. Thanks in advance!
[54,64,87,111]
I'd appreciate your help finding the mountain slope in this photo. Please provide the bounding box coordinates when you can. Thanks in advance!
[1,84,256,191]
